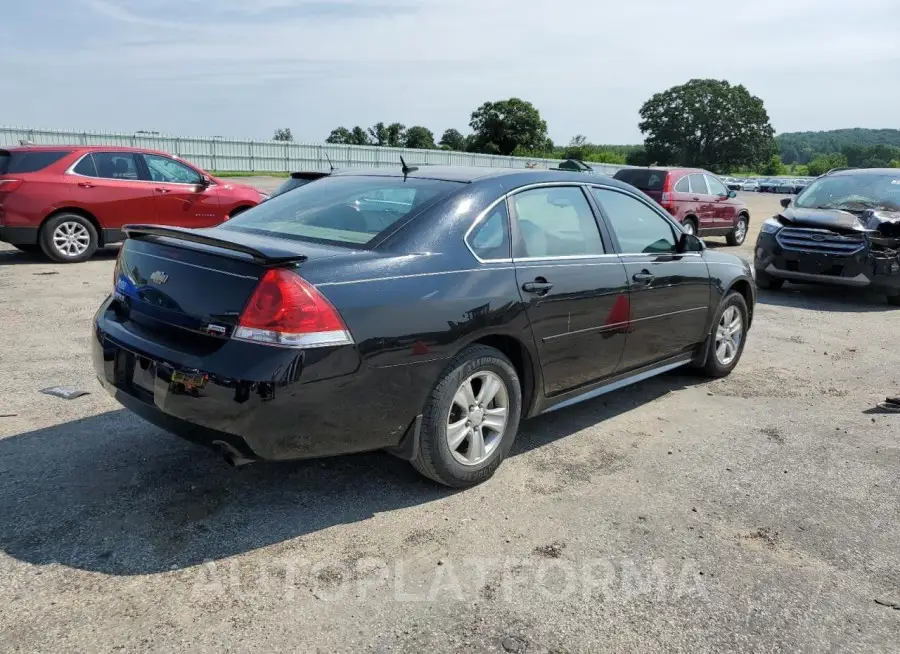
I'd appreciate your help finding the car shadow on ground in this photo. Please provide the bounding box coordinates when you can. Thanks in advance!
[0,371,703,576]
[0,246,119,266]
[755,284,896,313]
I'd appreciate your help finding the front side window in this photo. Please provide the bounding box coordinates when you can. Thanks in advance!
[591,188,677,254]
[511,186,605,258]
[91,152,140,180]
[705,174,728,196]
[467,201,510,261]
[143,154,202,185]
[221,175,461,247]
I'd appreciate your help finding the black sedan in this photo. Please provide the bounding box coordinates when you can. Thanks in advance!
[93,166,756,487]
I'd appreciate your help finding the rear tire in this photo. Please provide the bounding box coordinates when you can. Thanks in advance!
[698,292,749,378]
[754,269,784,291]
[412,345,522,488]
[727,215,749,246]
[39,213,98,263]
[682,217,698,236]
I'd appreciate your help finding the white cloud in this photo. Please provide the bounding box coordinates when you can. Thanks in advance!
[2,0,899,142]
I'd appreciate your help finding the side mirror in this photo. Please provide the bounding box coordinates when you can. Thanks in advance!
[199,174,212,187]
[677,231,705,253]
[728,190,737,199]
[780,197,791,208]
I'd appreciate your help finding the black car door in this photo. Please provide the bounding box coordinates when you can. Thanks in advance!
[508,184,630,396]
[588,186,712,372]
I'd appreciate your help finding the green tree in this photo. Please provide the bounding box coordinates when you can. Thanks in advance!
[438,128,467,151]
[638,79,776,172]
[273,127,294,142]
[761,154,786,176]
[891,159,900,168]
[325,126,371,145]
[807,153,848,177]
[469,98,549,156]
[368,122,407,147]
[405,126,436,149]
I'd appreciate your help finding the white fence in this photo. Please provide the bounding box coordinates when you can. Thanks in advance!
[0,126,628,176]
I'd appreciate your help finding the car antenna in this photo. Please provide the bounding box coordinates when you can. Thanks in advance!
[323,150,336,173]
[400,156,418,177]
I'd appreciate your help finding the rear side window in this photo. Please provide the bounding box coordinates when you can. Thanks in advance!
[221,175,462,247]
[467,201,510,260]
[0,150,70,174]
[613,169,667,191]
[90,152,140,180]
[688,174,709,194]
[73,153,98,177]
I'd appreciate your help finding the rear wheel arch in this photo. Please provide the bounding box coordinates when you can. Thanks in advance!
[41,207,103,244]
[467,334,539,417]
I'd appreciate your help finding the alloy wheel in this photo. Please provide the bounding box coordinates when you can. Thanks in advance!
[446,371,509,466]
[734,219,747,243]
[715,306,743,366]
[52,221,91,257]
[683,221,695,235]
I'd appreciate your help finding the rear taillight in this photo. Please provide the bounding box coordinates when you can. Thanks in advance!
[233,269,353,348]
[660,175,676,214]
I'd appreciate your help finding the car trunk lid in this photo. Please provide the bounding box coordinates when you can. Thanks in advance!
[115,225,361,341]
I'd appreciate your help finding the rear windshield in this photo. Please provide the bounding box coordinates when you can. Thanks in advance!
[270,176,323,199]
[221,175,463,247]
[613,168,667,191]
[0,150,70,174]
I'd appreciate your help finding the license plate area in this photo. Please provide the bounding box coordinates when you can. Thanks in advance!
[131,355,157,395]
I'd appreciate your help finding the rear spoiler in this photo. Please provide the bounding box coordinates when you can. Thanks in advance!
[122,224,308,266]
[290,171,330,180]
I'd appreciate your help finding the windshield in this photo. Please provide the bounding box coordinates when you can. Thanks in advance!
[794,174,900,212]
[220,175,462,247]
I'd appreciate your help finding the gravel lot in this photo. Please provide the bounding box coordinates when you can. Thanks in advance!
[1,187,898,653]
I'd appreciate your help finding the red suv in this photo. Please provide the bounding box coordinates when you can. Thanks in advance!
[613,167,750,246]
[0,146,265,262]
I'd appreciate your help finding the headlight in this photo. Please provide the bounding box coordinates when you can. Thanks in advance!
[760,218,782,234]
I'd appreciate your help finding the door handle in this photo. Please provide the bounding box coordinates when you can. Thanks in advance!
[522,278,554,295]
[691,197,700,201]
[632,271,654,284]
[155,188,171,194]
[77,182,95,188]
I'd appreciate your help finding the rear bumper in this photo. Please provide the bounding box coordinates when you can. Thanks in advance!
[92,296,445,461]
[755,232,900,293]
[0,225,38,245]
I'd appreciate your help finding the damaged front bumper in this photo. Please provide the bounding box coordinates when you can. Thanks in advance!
[754,231,900,294]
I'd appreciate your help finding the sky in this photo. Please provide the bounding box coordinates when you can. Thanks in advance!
[2,0,899,145]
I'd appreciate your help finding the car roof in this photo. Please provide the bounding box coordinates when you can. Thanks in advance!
[616,166,708,174]
[828,167,900,177]
[329,165,638,190]
[2,144,178,155]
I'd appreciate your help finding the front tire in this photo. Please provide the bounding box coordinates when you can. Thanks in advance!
[40,214,98,263]
[412,345,522,488]
[727,215,749,246]
[697,292,749,378]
